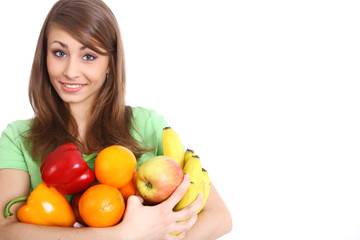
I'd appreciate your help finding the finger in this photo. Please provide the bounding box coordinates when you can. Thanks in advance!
[167,231,186,240]
[123,195,144,219]
[191,193,203,212]
[173,214,198,234]
[127,195,144,205]
[174,193,203,220]
[176,231,186,239]
[73,222,85,228]
[163,173,191,208]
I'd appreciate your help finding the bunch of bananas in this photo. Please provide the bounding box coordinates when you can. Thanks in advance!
[162,127,211,213]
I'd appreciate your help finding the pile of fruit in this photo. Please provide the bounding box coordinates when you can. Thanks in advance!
[3,127,210,228]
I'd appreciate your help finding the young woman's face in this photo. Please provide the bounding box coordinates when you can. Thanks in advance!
[47,26,109,110]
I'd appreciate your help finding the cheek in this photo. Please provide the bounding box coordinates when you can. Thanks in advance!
[47,55,63,78]
[83,69,106,86]
[84,63,108,85]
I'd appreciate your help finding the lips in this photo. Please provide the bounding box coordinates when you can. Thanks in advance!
[61,82,86,93]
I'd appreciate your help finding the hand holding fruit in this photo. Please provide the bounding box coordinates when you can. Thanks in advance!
[119,174,203,240]
[136,127,211,235]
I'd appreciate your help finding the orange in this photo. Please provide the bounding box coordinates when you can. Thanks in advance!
[95,145,137,188]
[78,184,125,227]
[119,172,137,201]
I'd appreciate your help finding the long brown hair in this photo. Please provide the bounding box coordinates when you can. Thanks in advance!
[28,0,145,161]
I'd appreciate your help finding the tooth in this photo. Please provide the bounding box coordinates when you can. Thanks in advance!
[65,84,82,88]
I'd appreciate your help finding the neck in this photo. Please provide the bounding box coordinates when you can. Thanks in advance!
[69,103,92,142]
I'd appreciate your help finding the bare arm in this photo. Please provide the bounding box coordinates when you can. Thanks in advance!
[0,170,202,240]
[183,183,233,240]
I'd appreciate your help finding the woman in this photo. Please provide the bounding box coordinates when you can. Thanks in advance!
[0,0,232,239]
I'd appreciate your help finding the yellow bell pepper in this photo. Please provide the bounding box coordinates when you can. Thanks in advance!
[4,182,76,227]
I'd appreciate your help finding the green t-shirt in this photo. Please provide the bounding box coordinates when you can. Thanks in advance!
[0,107,168,200]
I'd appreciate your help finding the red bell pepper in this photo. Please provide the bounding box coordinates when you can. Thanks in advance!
[40,143,98,195]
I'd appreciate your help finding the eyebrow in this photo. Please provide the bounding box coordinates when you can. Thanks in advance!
[50,41,87,50]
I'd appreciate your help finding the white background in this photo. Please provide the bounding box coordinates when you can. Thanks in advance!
[1,1,360,239]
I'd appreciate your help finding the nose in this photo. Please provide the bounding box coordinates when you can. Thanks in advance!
[64,57,81,79]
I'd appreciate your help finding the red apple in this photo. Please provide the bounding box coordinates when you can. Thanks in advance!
[136,156,184,203]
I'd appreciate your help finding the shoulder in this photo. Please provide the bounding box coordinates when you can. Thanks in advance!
[131,107,163,119]
[0,119,33,167]
[0,119,32,151]
[129,106,168,145]
[130,107,167,127]
[2,119,32,139]
[6,119,32,129]
[129,107,169,166]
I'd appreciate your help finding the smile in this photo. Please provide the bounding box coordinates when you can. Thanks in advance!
[61,83,86,93]
[64,84,83,88]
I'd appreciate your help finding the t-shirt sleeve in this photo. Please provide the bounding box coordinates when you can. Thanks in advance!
[0,124,28,171]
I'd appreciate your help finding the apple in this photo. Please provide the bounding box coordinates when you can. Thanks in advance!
[137,156,184,203]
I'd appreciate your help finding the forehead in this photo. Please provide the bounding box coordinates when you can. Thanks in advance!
[47,25,108,54]
[47,25,82,46]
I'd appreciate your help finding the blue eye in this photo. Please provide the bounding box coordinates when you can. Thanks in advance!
[83,54,96,61]
[53,50,66,58]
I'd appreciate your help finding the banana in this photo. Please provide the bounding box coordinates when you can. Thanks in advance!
[198,168,211,213]
[162,127,185,168]
[184,149,196,166]
[173,155,204,211]
[171,155,204,236]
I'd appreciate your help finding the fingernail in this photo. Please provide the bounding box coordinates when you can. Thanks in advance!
[185,173,190,178]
